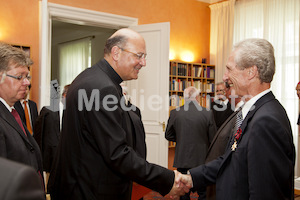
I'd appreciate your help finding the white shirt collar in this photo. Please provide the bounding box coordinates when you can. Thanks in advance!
[234,100,244,112]
[223,98,229,105]
[241,89,271,120]
[0,97,13,112]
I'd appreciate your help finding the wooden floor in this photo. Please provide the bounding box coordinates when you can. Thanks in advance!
[295,189,300,200]
[141,190,300,200]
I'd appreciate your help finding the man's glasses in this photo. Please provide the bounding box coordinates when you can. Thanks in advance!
[6,73,31,82]
[119,47,147,60]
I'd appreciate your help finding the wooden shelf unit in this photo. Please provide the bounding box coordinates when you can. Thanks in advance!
[168,61,215,148]
[169,61,215,109]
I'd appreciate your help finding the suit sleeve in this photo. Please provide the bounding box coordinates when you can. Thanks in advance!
[86,85,174,196]
[165,110,176,142]
[189,155,224,191]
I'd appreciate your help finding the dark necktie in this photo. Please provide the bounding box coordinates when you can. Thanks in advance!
[11,109,27,136]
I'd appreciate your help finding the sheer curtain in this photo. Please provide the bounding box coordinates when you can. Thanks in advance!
[234,0,300,176]
[58,38,91,88]
[209,0,235,83]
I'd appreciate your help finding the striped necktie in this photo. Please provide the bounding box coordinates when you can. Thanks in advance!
[233,110,243,134]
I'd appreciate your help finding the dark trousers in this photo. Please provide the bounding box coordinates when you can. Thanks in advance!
[177,168,206,200]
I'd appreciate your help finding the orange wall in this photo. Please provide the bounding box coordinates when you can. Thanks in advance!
[0,0,40,106]
[0,0,210,106]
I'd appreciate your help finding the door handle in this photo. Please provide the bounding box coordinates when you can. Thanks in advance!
[159,121,166,132]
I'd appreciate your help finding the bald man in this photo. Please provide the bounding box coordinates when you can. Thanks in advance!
[47,28,188,200]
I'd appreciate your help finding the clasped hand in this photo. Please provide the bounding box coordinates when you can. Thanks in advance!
[167,170,193,200]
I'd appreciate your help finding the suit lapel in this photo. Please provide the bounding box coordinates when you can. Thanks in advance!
[219,92,275,166]
[0,102,30,143]
[14,101,26,123]
[207,111,238,155]
[238,92,275,137]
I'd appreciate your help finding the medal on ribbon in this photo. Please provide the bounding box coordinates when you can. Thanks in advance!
[231,128,242,151]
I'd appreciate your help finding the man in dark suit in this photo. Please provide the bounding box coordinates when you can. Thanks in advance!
[34,82,69,174]
[0,157,45,200]
[0,42,44,190]
[205,88,243,200]
[47,28,188,200]
[165,86,217,200]
[14,84,38,135]
[211,82,233,130]
[180,38,295,199]
[121,83,145,158]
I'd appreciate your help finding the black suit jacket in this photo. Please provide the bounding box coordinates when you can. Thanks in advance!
[165,101,217,168]
[190,92,295,199]
[205,111,238,163]
[0,102,44,187]
[48,59,174,200]
[211,100,233,130]
[14,100,38,134]
[34,107,60,172]
[0,157,45,200]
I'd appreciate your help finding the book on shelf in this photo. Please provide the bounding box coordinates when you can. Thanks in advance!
[209,68,215,78]
[170,95,185,107]
[207,67,210,78]
[194,66,202,77]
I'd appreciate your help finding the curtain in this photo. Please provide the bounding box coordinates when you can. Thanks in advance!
[209,0,235,83]
[58,38,91,89]
[234,0,300,176]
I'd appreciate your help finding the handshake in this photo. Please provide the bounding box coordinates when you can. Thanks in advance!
[167,170,194,200]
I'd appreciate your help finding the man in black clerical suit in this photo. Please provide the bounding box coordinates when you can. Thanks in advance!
[14,84,38,135]
[165,86,217,200]
[181,38,295,200]
[47,28,188,200]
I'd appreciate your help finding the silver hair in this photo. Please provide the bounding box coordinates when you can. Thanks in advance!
[184,86,200,100]
[233,38,275,83]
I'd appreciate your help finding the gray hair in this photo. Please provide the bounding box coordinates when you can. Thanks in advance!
[233,38,275,83]
[184,86,200,100]
[103,35,128,55]
[0,42,33,72]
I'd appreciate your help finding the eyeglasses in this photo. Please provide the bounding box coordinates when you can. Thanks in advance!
[6,73,31,82]
[119,47,147,60]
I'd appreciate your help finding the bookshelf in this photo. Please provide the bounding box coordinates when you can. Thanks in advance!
[169,61,215,108]
[168,61,215,147]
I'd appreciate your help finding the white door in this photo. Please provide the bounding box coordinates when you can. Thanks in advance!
[127,22,170,168]
[41,3,170,168]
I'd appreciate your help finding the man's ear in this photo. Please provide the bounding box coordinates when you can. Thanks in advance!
[111,46,121,61]
[0,72,6,84]
[248,65,258,80]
